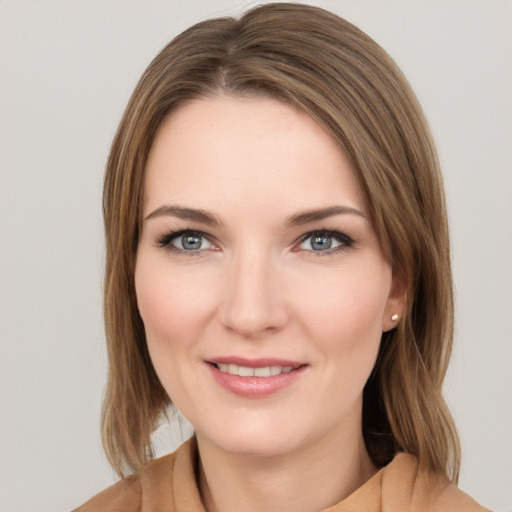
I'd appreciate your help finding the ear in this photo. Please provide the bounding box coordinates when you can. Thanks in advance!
[382,271,407,332]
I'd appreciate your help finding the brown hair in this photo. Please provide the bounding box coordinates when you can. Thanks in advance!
[101,2,460,480]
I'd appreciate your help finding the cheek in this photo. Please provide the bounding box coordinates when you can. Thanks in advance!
[295,264,390,361]
[135,258,214,343]
[134,258,216,405]
[304,274,388,411]
[134,257,225,407]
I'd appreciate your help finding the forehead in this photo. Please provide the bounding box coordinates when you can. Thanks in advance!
[142,95,366,217]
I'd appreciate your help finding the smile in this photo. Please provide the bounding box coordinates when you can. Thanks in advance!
[207,359,307,398]
[215,364,294,377]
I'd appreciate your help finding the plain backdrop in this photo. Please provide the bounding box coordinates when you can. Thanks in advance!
[0,1,511,511]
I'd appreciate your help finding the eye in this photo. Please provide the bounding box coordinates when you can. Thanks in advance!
[297,231,353,253]
[158,230,214,253]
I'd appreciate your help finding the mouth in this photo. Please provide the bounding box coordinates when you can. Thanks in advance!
[206,358,308,398]
[212,363,297,377]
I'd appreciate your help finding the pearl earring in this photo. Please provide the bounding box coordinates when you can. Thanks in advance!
[391,314,399,321]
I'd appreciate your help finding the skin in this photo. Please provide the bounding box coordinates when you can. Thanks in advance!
[135,96,405,512]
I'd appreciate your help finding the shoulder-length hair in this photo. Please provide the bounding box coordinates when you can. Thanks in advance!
[101,2,460,480]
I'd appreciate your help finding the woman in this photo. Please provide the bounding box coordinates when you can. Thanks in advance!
[75,3,488,511]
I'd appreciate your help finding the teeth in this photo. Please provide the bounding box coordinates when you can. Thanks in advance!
[254,367,271,377]
[239,366,254,377]
[216,364,296,377]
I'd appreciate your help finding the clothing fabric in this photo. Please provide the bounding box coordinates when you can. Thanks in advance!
[73,437,489,512]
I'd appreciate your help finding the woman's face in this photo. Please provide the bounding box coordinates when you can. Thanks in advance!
[135,96,403,458]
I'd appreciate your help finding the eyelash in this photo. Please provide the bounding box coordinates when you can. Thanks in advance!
[155,229,355,257]
[296,230,355,256]
[156,229,211,256]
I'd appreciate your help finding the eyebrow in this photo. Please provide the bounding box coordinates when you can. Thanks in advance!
[144,205,223,226]
[145,204,366,227]
[284,206,367,227]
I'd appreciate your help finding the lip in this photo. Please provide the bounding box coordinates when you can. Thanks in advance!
[205,356,308,398]
[208,356,304,368]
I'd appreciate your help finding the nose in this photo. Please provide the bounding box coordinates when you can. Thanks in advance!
[219,249,289,338]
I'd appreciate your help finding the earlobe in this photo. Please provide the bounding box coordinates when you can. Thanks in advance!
[382,273,407,332]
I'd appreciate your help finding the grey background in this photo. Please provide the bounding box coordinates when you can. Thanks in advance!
[0,1,511,510]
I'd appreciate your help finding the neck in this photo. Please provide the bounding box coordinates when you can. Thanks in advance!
[197,427,377,512]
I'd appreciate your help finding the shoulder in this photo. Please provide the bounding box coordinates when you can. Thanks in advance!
[71,474,141,512]
[72,438,198,512]
[383,452,490,512]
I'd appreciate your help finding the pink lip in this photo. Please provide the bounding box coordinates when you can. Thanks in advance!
[205,357,308,398]
[208,356,304,368]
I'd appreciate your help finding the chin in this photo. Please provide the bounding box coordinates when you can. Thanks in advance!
[216,434,298,459]
[194,417,306,459]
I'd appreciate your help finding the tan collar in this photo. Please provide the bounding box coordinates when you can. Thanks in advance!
[138,437,485,512]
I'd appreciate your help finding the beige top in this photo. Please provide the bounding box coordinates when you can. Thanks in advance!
[74,438,489,512]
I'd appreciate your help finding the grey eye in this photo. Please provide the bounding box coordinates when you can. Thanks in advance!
[300,234,339,251]
[172,233,212,251]
[311,235,332,251]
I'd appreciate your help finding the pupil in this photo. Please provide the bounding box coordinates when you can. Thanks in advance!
[182,235,201,250]
[312,235,331,250]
